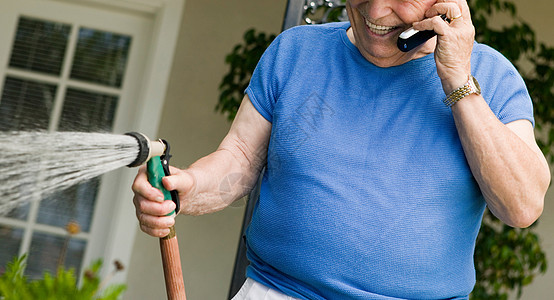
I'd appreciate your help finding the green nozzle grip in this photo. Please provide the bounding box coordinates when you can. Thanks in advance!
[147,156,175,217]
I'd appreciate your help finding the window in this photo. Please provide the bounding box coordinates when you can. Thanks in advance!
[0,0,162,280]
[0,15,132,279]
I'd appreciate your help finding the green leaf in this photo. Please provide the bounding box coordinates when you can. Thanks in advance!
[1,256,126,300]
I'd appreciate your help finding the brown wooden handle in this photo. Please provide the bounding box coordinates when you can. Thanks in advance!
[159,226,186,300]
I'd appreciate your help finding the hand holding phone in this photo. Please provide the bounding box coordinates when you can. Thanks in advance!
[397,15,449,52]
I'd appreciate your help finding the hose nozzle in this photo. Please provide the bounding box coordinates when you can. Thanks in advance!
[125,131,180,215]
[125,132,166,167]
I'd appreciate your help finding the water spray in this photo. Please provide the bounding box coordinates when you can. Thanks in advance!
[0,131,186,299]
[124,132,186,300]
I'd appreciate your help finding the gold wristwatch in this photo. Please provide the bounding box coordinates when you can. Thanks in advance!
[443,75,481,107]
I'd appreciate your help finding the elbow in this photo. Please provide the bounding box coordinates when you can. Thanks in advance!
[503,168,550,228]
[500,194,545,228]
[488,187,547,228]
[514,167,551,228]
[508,207,543,228]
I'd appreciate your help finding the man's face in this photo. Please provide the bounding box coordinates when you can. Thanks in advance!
[346,0,436,65]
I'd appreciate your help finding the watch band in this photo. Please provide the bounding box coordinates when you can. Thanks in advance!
[443,75,481,107]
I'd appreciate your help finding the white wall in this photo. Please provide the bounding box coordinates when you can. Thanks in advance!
[124,1,286,299]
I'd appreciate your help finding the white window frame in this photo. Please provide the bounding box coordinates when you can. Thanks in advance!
[0,0,184,283]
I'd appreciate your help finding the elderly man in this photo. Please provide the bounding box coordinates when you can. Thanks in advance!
[132,0,550,298]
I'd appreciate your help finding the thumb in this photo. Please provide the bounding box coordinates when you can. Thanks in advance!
[162,169,196,196]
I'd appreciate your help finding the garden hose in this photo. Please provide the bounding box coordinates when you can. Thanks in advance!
[125,132,186,300]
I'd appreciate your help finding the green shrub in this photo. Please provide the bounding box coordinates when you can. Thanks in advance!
[0,255,125,300]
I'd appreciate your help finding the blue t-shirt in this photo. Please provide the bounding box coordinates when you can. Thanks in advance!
[244,22,534,299]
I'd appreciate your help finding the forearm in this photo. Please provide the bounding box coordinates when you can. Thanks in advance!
[131,96,269,237]
[173,95,271,216]
[180,140,265,215]
[452,94,551,227]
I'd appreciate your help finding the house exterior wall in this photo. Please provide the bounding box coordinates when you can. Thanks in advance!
[124,1,287,299]
[124,0,553,299]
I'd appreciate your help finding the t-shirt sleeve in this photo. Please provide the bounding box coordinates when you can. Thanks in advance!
[245,35,283,123]
[474,45,535,127]
[245,27,302,123]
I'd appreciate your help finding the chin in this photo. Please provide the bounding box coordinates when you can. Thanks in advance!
[360,41,401,60]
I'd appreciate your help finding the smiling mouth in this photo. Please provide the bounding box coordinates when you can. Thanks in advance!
[364,18,398,35]
[357,9,399,35]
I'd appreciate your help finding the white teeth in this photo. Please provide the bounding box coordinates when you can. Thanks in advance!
[364,19,396,35]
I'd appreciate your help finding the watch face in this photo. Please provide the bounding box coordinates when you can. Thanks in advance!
[471,75,481,94]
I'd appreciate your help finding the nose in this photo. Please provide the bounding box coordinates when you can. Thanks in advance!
[364,0,394,21]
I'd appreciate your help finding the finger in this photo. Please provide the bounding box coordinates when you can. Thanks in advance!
[132,165,164,202]
[424,3,463,22]
[134,194,176,216]
[412,14,451,35]
[137,212,175,230]
[139,224,171,238]
[162,170,196,195]
[168,165,181,174]
[435,0,471,19]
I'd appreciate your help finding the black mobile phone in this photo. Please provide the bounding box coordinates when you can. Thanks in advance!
[397,28,437,52]
[397,15,448,52]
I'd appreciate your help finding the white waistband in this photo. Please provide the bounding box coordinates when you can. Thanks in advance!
[231,278,300,300]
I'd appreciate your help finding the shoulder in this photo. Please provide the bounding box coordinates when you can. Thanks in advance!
[281,22,350,37]
[275,22,350,46]
[471,42,518,73]
[471,42,523,87]
[471,42,533,124]
[261,22,350,66]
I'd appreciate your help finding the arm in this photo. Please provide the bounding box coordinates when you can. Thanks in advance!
[452,94,550,228]
[132,95,271,237]
[414,0,551,228]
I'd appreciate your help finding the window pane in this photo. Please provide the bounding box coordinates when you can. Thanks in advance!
[9,17,71,76]
[58,88,118,132]
[0,226,23,274]
[70,28,132,87]
[0,77,57,131]
[26,232,86,279]
[4,203,30,220]
[37,178,99,233]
